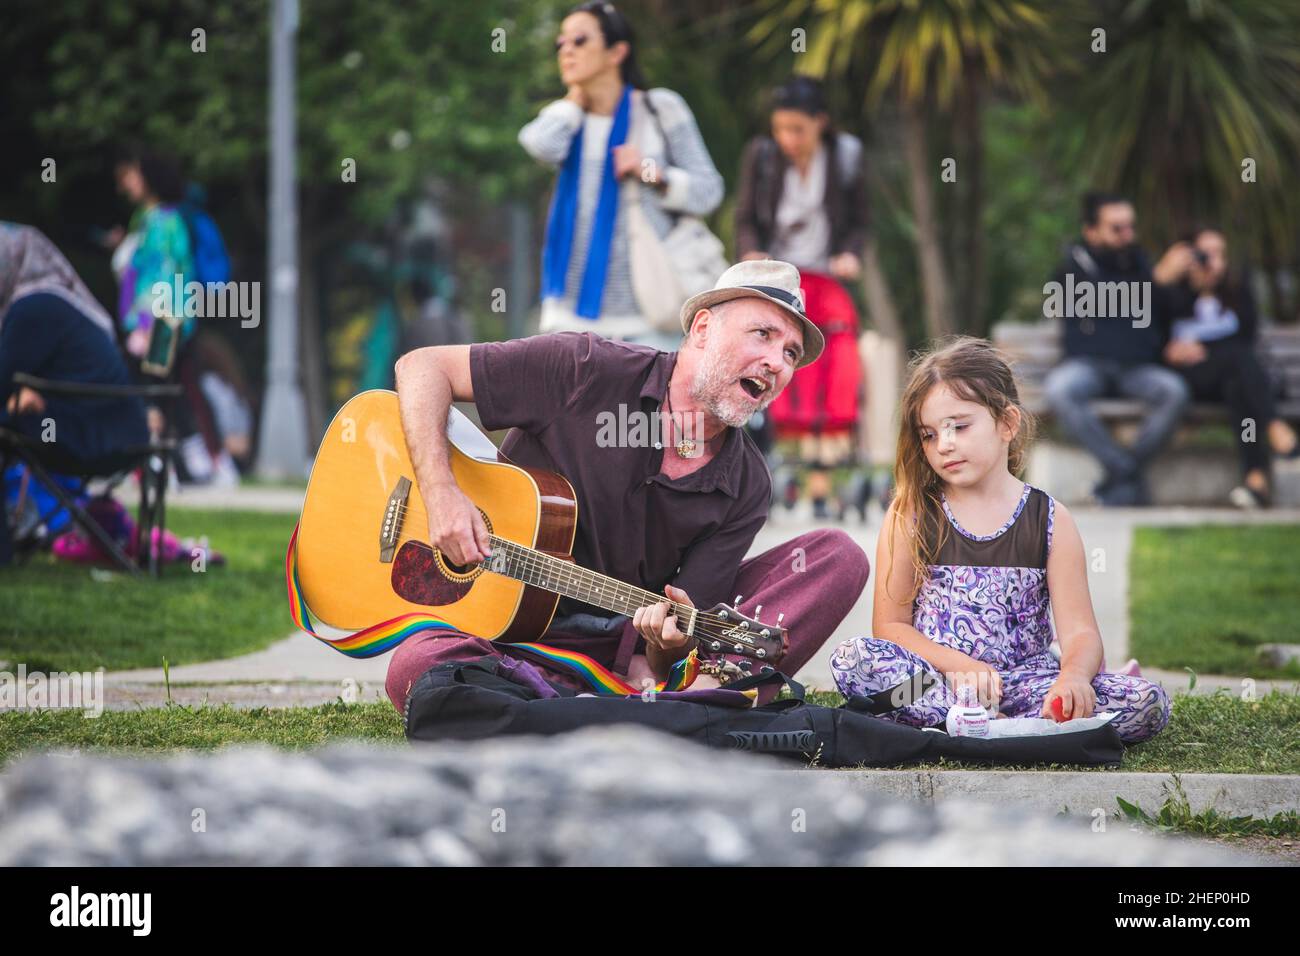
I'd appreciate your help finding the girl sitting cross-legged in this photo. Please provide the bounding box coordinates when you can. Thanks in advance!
[830,337,1171,744]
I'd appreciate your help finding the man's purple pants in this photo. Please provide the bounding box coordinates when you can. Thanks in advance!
[385,528,871,712]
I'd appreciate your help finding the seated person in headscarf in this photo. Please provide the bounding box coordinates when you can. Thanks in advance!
[0,223,148,561]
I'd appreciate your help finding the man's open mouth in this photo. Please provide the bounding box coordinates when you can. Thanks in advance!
[739,377,770,399]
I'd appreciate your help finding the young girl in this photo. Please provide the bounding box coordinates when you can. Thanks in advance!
[830,337,1170,743]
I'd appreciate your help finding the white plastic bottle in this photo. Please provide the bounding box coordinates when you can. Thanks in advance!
[945,685,990,738]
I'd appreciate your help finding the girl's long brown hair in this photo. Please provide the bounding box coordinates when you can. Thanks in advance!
[887,336,1036,605]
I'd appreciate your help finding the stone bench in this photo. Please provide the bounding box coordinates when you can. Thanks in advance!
[991,321,1300,506]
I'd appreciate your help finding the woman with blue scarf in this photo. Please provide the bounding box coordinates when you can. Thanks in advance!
[520,2,724,351]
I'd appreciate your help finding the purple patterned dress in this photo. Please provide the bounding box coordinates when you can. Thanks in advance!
[830,483,1170,743]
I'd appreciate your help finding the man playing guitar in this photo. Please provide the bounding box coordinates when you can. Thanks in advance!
[385,260,870,709]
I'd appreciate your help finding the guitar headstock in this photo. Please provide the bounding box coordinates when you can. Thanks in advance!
[693,603,788,663]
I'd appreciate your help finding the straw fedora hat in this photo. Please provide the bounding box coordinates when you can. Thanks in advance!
[678,259,824,368]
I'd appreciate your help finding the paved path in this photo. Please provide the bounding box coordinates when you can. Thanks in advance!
[162,481,305,513]
[85,490,1300,707]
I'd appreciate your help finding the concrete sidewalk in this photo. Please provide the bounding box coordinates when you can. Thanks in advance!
[822,768,1300,821]
[101,630,392,710]
[101,491,1298,707]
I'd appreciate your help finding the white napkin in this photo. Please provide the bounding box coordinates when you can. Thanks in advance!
[984,711,1118,738]
[922,711,1118,738]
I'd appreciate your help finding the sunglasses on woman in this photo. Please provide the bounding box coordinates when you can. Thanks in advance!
[554,34,591,52]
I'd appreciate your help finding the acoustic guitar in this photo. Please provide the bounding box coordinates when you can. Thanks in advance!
[295,390,787,663]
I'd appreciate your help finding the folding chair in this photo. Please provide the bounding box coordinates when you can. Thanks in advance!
[1,372,183,578]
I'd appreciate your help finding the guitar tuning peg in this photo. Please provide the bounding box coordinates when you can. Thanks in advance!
[776,612,785,626]
[734,594,743,607]
[754,605,763,620]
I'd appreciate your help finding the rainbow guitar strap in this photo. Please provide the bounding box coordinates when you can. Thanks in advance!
[285,523,698,694]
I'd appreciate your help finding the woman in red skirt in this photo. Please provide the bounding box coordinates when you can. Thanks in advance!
[734,77,866,517]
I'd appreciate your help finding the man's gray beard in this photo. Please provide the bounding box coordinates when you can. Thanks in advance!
[689,347,777,428]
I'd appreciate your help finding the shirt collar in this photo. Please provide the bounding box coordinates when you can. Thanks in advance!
[639,349,744,498]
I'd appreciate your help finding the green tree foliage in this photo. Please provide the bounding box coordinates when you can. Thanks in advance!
[14,0,558,243]
[1058,0,1300,262]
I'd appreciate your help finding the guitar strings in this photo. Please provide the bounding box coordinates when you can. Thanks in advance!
[390,500,686,615]
[388,501,778,651]
[391,500,675,613]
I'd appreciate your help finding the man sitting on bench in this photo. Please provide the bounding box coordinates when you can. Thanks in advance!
[1043,192,1189,506]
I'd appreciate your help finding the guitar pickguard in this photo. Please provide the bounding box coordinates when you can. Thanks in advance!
[391,541,477,607]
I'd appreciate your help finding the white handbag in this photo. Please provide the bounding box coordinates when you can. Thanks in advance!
[624,95,729,333]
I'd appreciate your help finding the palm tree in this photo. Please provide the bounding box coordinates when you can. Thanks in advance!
[752,0,1054,340]
[1059,0,1300,320]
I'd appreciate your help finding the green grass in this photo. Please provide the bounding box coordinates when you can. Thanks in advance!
[802,689,1300,773]
[1129,524,1300,679]
[2,689,1291,773]
[0,508,298,672]
[1116,777,1300,837]
[237,477,308,491]
[0,701,403,766]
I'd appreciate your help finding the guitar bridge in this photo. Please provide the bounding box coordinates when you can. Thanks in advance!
[379,476,412,563]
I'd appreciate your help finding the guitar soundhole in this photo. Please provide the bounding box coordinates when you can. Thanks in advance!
[390,509,494,608]
[392,542,475,607]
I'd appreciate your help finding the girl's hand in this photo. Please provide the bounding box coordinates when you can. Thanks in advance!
[1041,672,1097,721]
[945,656,1002,711]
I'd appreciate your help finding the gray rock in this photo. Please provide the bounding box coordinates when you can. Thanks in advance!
[1257,644,1300,669]
[0,727,1241,865]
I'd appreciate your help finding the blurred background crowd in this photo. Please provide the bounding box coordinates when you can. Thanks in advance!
[3,0,1300,562]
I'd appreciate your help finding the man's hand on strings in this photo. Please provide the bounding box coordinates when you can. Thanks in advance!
[425,481,491,567]
[633,583,693,654]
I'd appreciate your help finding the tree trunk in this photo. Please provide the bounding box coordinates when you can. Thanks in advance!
[297,245,328,448]
[902,99,954,340]
[859,233,907,468]
[860,234,903,343]
[959,63,987,337]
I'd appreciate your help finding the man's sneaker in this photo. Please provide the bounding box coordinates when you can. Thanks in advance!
[1095,477,1144,507]
[177,433,215,484]
[210,450,242,489]
[1228,484,1271,509]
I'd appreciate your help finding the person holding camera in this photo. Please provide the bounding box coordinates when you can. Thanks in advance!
[1154,227,1300,508]
[1042,192,1189,506]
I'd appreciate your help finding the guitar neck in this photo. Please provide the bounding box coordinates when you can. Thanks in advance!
[484,535,695,629]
